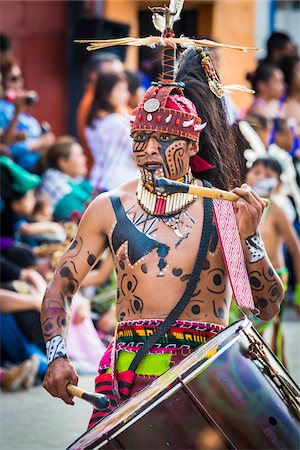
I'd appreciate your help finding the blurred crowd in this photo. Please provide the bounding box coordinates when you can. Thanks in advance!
[0,30,299,391]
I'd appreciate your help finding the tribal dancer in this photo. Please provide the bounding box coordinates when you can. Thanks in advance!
[41,2,284,430]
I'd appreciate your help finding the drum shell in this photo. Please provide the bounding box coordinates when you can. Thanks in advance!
[68,319,300,450]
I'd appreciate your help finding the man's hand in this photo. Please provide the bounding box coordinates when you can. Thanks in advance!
[43,357,78,405]
[231,183,266,238]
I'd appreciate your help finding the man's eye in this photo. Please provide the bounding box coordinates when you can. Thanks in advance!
[133,134,146,142]
[160,134,172,142]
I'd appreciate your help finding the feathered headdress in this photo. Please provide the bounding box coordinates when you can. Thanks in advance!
[76,1,258,171]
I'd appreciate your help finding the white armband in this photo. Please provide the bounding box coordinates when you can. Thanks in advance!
[46,335,67,365]
[244,232,265,263]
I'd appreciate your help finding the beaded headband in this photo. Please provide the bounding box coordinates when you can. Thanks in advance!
[130,85,206,142]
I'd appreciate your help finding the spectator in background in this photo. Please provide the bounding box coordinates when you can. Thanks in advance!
[0,33,14,67]
[0,156,65,248]
[245,114,293,153]
[246,158,300,359]
[280,54,300,156]
[85,72,137,192]
[0,61,55,172]
[0,270,48,383]
[246,62,286,120]
[76,52,124,173]
[41,136,93,222]
[262,32,295,65]
[125,70,145,111]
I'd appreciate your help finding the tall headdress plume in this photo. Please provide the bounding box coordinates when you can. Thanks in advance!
[76,1,258,173]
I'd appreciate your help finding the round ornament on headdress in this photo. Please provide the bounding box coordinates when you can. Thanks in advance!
[144,98,160,112]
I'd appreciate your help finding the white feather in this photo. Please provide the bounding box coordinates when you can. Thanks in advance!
[152,13,165,33]
[169,0,184,22]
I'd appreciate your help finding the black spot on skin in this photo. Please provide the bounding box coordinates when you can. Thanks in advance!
[68,282,75,293]
[141,264,148,273]
[134,299,141,311]
[120,312,126,320]
[117,289,120,299]
[268,267,274,277]
[87,253,96,266]
[180,274,190,282]
[119,260,125,270]
[61,319,67,327]
[172,268,183,277]
[69,240,78,250]
[213,274,222,286]
[203,260,210,270]
[271,287,278,297]
[60,267,71,278]
[121,254,126,261]
[45,322,53,332]
[191,305,201,315]
[128,281,132,290]
[217,307,224,319]
[257,298,268,308]
[209,226,218,253]
[250,276,261,288]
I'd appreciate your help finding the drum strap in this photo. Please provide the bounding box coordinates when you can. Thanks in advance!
[213,199,255,312]
[128,180,214,374]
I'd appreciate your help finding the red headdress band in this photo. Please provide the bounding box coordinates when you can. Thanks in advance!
[130,84,214,172]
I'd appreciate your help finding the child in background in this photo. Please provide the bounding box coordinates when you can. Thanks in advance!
[0,156,65,247]
[32,192,53,222]
[246,158,300,364]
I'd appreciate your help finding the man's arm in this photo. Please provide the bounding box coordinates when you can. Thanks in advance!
[232,184,284,321]
[41,194,111,404]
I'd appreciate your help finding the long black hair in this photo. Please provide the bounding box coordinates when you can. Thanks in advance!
[87,72,126,127]
[176,47,241,190]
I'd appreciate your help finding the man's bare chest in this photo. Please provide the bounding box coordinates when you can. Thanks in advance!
[108,194,204,274]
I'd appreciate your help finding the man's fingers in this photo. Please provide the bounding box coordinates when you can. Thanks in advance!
[232,186,264,213]
[249,189,266,210]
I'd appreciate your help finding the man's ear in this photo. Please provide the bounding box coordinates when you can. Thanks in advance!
[188,141,199,157]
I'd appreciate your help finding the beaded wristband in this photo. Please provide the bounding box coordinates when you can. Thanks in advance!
[46,335,67,365]
[244,232,265,263]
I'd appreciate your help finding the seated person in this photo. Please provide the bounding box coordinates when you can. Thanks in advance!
[41,136,93,221]
[0,155,65,247]
[0,60,55,171]
[0,269,48,382]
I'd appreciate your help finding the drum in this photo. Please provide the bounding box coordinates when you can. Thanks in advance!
[67,318,300,450]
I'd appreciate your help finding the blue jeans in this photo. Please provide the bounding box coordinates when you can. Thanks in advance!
[0,313,47,377]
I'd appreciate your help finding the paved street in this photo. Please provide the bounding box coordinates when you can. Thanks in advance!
[1,306,299,450]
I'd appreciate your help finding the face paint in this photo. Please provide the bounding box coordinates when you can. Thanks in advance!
[131,131,191,180]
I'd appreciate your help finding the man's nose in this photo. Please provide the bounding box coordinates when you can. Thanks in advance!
[144,137,160,155]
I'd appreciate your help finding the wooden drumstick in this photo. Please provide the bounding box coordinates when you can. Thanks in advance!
[67,384,110,410]
[155,178,269,207]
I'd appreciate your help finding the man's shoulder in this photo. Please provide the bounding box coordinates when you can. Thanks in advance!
[85,181,136,210]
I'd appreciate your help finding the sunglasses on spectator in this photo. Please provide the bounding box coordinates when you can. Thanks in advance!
[8,74,22,82]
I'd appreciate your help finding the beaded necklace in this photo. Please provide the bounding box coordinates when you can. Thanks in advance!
[136,170,197,218]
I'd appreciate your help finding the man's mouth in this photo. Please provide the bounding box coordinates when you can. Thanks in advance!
[142,162,163,171]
